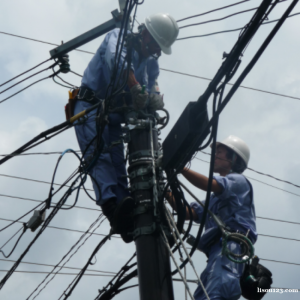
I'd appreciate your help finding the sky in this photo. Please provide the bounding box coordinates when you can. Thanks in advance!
[0,0,300,299]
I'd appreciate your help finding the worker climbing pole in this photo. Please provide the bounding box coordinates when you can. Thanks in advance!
[1,1,299,299]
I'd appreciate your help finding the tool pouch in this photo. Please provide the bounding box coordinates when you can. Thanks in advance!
[65,89,79,120]
[240,256,273,300]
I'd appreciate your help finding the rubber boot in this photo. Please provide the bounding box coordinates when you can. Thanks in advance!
[101,198,117,228]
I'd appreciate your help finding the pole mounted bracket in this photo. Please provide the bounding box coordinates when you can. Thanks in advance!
[49,9,122,59]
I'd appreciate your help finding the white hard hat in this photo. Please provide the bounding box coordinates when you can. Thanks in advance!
[145,13,179,55]
[215,135,250,167]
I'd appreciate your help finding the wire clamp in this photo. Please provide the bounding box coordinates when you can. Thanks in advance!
[130,223,156,240]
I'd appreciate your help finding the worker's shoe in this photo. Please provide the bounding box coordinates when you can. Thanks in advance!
[113,196,135,243]
[101,198,117,227]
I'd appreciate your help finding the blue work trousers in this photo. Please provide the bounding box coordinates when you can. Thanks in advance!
[74,99,129,206]
[194,241,244,300]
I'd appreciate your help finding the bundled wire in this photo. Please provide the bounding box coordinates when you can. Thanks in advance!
[0,168,80,290]
[61,235,110,300]
[177,0,251,23]
[0,226,27,258]
[0,70,60,104]
[95,253,137,300]
[170,0,299,274]
[0,60,58,96]
[0,58,51,88]
[27,214,105,300]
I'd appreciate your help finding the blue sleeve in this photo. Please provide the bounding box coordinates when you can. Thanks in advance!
[213,173,250,208]
[147,57,160,94]
[190,201,204,224]
[214,174,257,243]
[103,29,133,86]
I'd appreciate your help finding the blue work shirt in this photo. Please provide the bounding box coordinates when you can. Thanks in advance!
[190,173,257,256]
[81,28,160,99]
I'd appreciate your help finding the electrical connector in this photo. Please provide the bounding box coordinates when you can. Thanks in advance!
[27,210,46,232]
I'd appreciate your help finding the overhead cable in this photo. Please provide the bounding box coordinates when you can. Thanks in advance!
[0,270,114,276]
[0,172,88,290]
[199,151,300,189]
[164,205,209,298]
[195,157,300,199]
[95,253,137,300]
[0,58,51,88]
[160,68,300,101]
[0,217,120,239]
[0,150,81,157]
[161,228,197,300]
[0,194,99,212]
[0,173,92,192]
[179,7,258,29]
[1,31,298,102]
[177,12,300,40]
[0,31,94,55]
[0,258,117,275]
[0,72,59,104]
[27,215,105,300]
[177,0,251,22]
[61,235,110,299]
[178,0,288,29]
[0,61,58,96]
[70,70,83,77]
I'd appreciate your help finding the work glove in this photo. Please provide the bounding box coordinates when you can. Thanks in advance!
[148,93,164,112]
[130,84,148,110]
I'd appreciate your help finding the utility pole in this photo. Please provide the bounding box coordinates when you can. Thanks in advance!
[123,116,174,300]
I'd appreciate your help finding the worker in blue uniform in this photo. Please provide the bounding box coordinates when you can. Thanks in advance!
[74,13,179,224]
[166,135,257,300]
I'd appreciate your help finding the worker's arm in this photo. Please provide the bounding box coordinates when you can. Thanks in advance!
[181,168,223,194]
[165,191,198,221]
[127,70,148,110]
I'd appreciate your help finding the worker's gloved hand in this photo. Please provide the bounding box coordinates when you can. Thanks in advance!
[130,84,149,110]
[148,93,164,112]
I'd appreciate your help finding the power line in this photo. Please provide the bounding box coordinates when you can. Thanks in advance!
[255,216,300,226]
[0,31,95,55]
[0,270,114,277]
[0,151,81,157]
[198,151,300,190]
[1,31,299,103]
[0,58,51,88]
[0,258,117,275]
[176,0,251,23]
[185,250,300,267]
[247,176,300,198]
[259,233,300,242]
[260,258,300,266]
[179,7,258,30]
[4,189,300,229]
[0,173,93,192]
[196,156,300,197]
[0,194,100,212]
[2,171,300,225]
[159,68,300,101]
[177,12,300,40]
[186,213,300,226]
[0,74,54,104]
[0,62,57,96]
[178,0,289,29]
[0,217,120,239]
